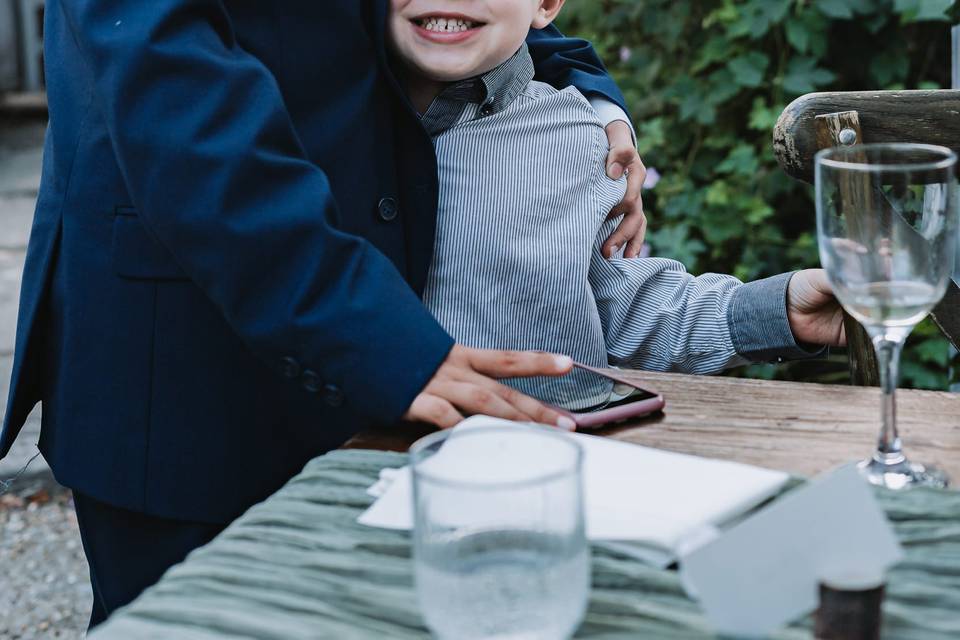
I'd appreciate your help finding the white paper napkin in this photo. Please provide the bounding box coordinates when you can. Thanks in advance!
[358,416,790,554]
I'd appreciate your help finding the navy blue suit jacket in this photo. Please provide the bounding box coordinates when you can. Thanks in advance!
[0,0,628,523]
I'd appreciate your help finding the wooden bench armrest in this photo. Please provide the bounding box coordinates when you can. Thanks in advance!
[774,90,960,183]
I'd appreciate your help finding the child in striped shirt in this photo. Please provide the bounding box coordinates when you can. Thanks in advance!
[388,0,842,407]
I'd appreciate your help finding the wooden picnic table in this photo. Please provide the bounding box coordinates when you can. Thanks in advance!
[346,370,960,480]
[88,372,960,639]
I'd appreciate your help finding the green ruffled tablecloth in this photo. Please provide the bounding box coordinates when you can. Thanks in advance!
[89,449,960,639]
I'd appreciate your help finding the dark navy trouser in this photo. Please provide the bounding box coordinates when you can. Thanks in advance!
[72,492,225,628]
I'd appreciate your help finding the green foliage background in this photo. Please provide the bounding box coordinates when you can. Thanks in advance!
[557,0,958,389]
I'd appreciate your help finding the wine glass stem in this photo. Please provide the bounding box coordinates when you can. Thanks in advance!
[873,337,905,463]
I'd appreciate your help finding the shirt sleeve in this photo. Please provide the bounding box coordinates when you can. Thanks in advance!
[728,273,826,363]
[588,151,821,373]
[589,241,749,373]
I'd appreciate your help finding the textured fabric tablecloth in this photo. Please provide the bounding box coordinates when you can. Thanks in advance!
[89,449,960,639]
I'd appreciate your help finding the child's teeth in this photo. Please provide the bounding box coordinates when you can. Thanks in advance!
[421,17,474,32]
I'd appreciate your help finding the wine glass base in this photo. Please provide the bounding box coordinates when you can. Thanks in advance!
[857,456,949,490]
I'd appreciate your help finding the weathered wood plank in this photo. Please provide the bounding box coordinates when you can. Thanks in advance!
[774,90,960,183]
[345,371,960,481]
[813,111,881,387]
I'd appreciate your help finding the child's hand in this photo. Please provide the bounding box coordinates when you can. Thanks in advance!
[403,346,576,431]
[602,120,647,259]
[787,269,847,347]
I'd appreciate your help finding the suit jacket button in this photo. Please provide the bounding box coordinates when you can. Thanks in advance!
[301,370,322,393]
[377,197,398,222]
[323,384,344,408]
[281,357,301,379]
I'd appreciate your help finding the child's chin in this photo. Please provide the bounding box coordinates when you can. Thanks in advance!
[417,58,483,83]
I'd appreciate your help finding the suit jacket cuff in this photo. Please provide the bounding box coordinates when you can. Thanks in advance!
[334,313,455,427]
[728,272,825,363]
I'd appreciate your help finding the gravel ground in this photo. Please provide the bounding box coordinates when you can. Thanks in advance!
[0,119,90,638]
[0,478,92,639]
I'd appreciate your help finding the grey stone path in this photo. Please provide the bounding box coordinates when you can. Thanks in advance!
[0,119,91,639]
[0,120,45,483]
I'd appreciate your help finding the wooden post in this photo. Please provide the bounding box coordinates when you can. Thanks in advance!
[814,111,881,387]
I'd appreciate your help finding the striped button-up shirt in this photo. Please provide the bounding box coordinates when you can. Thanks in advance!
[420,46,814,408]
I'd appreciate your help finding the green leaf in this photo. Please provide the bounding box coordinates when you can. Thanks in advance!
[716,144,761,175]
[726,0,792,39]
[708,68,743,104]
[817,0,855,18]
[869,48,910,86]
[913,337,952,367]
[748,97,785,131]
[783,57,837,94]
[894,0,953,21]
[784,19,811,53]
[693,36,736,73]
[646,223,706,269]
[901,360,947,390]
[727,52,770,87]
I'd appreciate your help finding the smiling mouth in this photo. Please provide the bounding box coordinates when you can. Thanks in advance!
[413,16,484,33]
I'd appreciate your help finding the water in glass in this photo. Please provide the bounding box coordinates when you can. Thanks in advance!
[416,530,589,640]
[411,425,588,639]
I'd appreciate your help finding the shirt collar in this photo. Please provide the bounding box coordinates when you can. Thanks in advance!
[420,43,535,137]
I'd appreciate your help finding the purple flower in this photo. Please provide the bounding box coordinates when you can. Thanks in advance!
[643,167,661,190]
[619,46,632,63]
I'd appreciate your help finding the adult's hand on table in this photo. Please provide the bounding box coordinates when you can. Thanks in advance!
[404,345,576,430]
[787,269,847,347]
[602,120,647,259]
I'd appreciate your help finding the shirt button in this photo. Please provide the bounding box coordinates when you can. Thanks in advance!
[479,103,494,117]
[280,357,301,379]
[323,384,345,408]
[377,197,398,222]
[301,370,322,394]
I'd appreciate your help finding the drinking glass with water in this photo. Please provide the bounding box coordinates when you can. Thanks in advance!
[410,425,588,640]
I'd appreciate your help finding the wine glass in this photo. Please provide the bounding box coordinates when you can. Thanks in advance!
[410,425,589,640]
[816,143,958,490]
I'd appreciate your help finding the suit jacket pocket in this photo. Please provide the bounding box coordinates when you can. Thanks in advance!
[112,209,189,281]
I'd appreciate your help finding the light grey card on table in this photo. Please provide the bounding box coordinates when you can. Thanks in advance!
[679,464,903,638]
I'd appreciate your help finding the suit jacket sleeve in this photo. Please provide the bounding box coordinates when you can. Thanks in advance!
[526,25,629,115]
[57,0,454,426]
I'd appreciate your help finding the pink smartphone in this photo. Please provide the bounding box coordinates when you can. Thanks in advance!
[555,362,665,431]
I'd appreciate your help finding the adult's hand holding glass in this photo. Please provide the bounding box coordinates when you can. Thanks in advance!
[404,345,576,430]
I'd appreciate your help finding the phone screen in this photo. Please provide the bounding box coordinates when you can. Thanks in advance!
[574,377,657,413]
[506,362,657,413]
